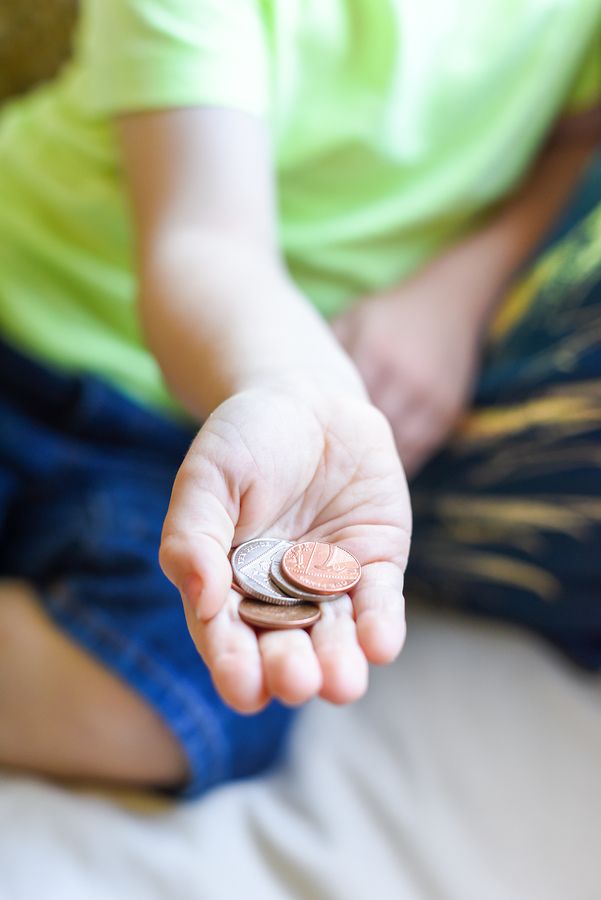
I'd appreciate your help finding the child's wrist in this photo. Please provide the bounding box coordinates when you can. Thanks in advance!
[384,251,503,343]
[236,361,368,405]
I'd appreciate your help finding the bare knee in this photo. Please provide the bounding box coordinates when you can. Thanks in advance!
[0,580,190,791]
[0,580,44,644]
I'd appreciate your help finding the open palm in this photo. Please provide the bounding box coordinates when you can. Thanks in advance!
[160,386,411,712]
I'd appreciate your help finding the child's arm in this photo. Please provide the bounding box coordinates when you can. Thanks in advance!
[334,131,599,476]
[120,108,365,415]
[119,108,411,713]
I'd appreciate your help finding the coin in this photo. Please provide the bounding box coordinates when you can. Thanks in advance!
[281,541,362,595]
[270,551,346,604]
[238,598,321,630]
[231,538,302,605]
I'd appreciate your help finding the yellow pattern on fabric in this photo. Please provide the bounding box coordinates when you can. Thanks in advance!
[433,496,601,536]
[411,543,562,601]
[491,203,601,343]
[410,186,601,608]
[458,391,601,441]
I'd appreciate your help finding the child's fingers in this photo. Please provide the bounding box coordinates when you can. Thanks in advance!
[351,561,406,665]
[258,629,322,706]
[310,594,369,704]
[160,455,235,621]
[185,589,269,714]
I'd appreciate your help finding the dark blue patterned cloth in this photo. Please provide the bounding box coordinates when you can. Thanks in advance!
[408,150,601,669]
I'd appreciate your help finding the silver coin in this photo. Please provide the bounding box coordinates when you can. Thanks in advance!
[270,552,347,604]
[231,538,302,605]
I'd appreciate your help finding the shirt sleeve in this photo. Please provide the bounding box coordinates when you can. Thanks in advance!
[75,0,270,117]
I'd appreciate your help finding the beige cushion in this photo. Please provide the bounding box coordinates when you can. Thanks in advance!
[0,607,599,900]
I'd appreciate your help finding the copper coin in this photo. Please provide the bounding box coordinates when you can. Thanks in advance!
[281,541,362,595]
[238,598,321,630]
[270,552,345,604]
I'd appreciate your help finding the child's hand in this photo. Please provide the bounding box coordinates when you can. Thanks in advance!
[160,384,411,713]
[333,279,482,477]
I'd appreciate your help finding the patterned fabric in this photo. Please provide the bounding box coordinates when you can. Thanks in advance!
[408,150,601,670]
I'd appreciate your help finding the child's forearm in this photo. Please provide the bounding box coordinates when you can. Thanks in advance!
[119,107,364,420]
[140,232,365,418]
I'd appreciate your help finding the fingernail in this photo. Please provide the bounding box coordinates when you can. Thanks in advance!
[182,574,204,620]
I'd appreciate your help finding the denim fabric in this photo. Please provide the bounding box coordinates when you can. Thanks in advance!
[0,344,295,799]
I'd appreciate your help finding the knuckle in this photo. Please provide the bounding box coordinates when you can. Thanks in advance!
[158,533,186,580]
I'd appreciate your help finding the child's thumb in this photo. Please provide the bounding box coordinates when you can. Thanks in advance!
[160,456,235,621]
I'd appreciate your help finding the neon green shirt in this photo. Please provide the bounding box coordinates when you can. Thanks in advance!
[0,0,600,414]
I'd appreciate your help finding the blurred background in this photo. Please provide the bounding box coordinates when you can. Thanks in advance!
[0,1,77,103]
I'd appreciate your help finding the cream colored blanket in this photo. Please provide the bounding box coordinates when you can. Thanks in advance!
[1,608,599,900]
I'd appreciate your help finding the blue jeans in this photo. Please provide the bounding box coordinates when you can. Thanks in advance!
[0,343,295,799]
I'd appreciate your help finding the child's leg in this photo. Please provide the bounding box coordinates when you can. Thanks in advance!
[0,580,188,787]
[0,345,295,799]
[407,150,601,668]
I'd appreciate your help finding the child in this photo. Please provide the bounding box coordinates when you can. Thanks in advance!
[0,1,599,799]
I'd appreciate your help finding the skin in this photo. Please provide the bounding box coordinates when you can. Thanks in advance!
[0,582,189,788]
[120,108,411,713]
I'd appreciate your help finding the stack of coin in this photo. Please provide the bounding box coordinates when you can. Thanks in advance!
[230,538,362,630]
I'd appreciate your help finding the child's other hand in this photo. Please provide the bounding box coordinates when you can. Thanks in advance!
[333,277,483,477]
[159,385,410,712]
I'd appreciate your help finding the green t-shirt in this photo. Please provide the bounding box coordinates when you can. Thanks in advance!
[1,0,600,414]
